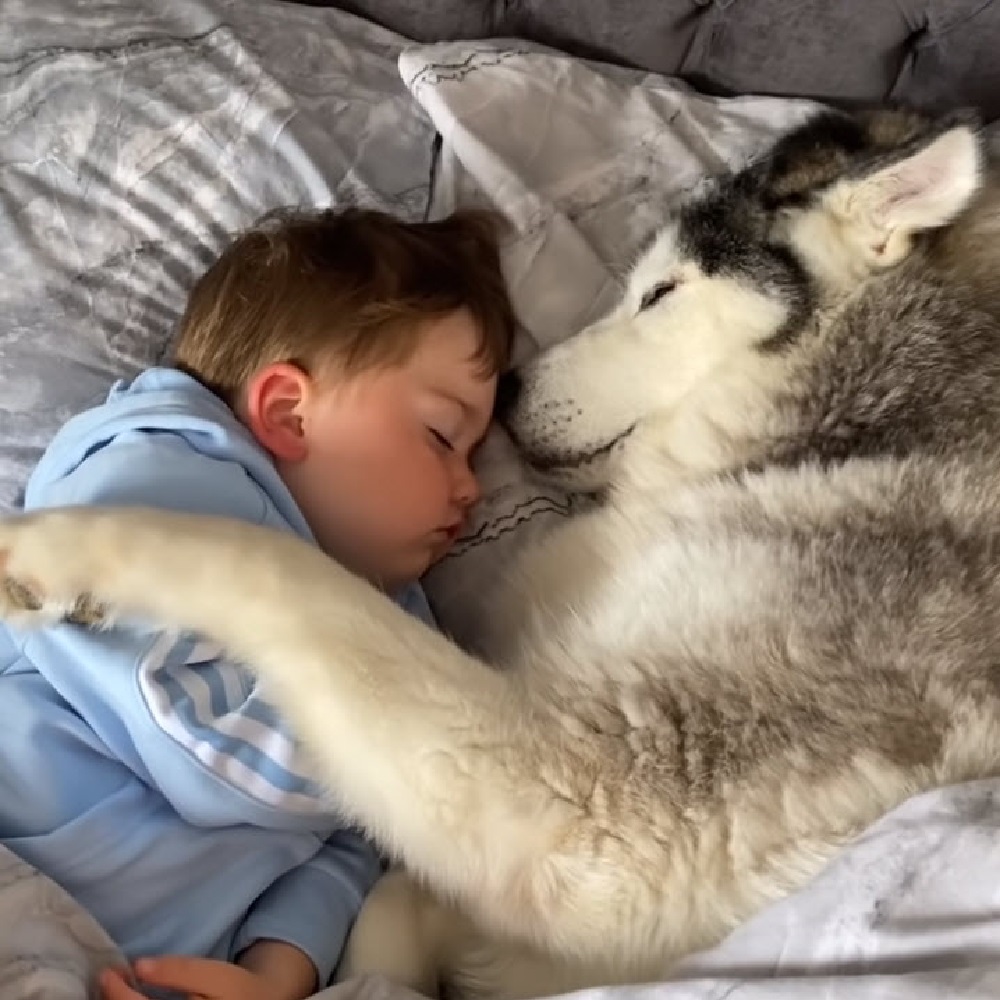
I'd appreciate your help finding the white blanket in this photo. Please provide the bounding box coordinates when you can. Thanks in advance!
[0,844,120,999]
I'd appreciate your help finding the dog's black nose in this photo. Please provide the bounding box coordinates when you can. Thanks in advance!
[494,369,522,422]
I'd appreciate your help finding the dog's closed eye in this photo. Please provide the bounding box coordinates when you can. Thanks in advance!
[638,281,676,312]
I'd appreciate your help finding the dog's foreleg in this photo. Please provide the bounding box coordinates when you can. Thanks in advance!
[339,870,452,997]
[0,509,589,957]
[342,870,616,1000]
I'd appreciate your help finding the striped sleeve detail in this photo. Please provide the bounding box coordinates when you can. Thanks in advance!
[137,631,329,814]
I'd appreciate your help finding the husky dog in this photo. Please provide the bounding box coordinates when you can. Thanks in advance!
[2,108,1000,998]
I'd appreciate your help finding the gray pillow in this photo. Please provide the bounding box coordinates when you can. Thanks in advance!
[0,0,437,509]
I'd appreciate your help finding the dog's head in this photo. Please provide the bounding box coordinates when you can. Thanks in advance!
[501,109,983,489]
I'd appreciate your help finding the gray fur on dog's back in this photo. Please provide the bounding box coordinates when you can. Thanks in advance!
[481,105,1000,972]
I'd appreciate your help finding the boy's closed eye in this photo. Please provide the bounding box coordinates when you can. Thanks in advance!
[419,395,464,451]
[428,427,455,451]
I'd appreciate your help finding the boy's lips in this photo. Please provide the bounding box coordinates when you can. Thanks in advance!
[435,521,463,543]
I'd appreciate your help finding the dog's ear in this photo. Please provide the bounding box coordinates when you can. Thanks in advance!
[845,120,982,265]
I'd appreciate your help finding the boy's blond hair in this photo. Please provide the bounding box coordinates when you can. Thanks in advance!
[172,207,516,404]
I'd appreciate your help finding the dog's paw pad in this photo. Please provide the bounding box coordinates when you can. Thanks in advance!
[65,595,111,629]
[0,573,59,626]
[2,574,44,612]
[0,573,108,629]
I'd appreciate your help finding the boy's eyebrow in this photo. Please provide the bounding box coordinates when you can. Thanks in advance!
[432,388,476,416]
[431,388,494,440]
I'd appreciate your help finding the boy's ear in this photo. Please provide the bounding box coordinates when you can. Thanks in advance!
[244,362,311,462]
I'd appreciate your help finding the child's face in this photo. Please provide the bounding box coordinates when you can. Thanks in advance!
[276,308,497,590]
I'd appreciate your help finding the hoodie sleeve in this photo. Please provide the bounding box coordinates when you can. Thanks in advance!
[25,430,340,827]
[39,429,272,523]
[232,828,382,986]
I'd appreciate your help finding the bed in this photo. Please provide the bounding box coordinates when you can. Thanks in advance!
[2,0,1000,997]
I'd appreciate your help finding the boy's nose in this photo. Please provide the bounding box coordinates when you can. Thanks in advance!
[454,463,481,509]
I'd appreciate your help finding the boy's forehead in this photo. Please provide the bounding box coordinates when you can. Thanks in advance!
[412,310,490,366]
[409,342,497,408]
[418,361,498,402]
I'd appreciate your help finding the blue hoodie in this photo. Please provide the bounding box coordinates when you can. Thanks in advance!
[0,368,434,984]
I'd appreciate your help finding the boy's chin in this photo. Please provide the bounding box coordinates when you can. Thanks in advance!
[377,531,458,589]
[379,544,439,590]
[422,545,450,577]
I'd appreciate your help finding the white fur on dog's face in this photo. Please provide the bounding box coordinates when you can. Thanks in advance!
[505,123,982,491]
[504,223,790,489]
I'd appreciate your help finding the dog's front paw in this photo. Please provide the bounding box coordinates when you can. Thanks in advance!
[0,513,111,629]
